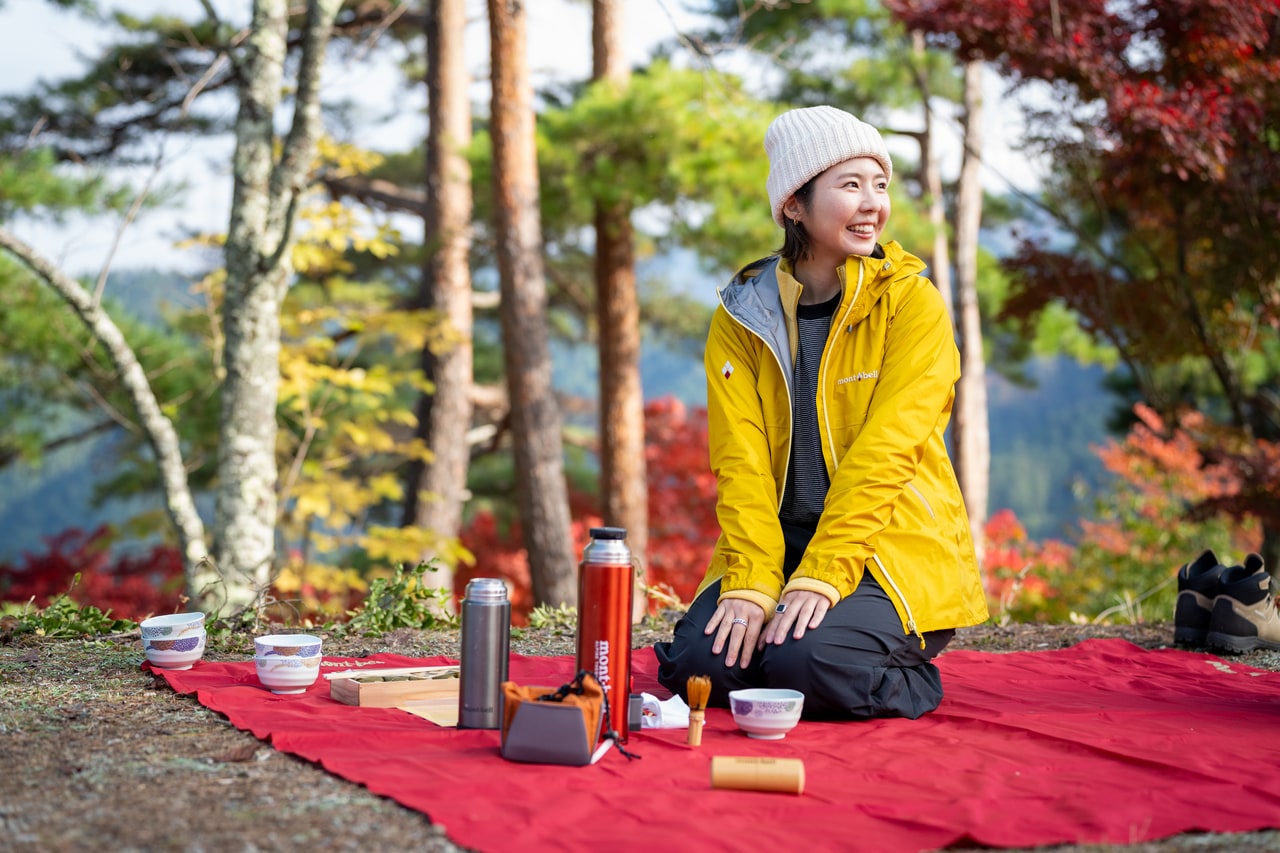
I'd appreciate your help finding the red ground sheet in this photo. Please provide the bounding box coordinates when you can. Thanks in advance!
[151,639,1280,852]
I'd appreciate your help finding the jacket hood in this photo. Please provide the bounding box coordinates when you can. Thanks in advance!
[719,241,926,334]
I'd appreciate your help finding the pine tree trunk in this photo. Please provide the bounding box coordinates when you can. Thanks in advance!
[593,0,649,620]
[213,0,341,613]
[402,0,474,603]
[488,0,576,607]
[952,59,990,566]
[910,32,956,330]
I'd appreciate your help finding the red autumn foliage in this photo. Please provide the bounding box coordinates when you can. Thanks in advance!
[1079,403,1262,554]
[981,508,1074,622]
[642,397,718,606]
[455,490,605,626]
[457,396,719,623]
[887,0,1280,182]
[0,526,185,621]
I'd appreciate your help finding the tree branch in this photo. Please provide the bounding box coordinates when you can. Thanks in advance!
[319,173,427,216]
[0,227,211,584]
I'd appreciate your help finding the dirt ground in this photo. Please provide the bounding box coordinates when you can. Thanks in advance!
[3,618,1279,853]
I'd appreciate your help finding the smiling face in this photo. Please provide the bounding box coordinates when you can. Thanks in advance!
[783,156,891,269]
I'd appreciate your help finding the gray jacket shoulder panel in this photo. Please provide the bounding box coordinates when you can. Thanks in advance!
[718,255,793,380]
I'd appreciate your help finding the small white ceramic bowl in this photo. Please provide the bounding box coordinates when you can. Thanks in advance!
[140,612,206,640]
[728,688,805,740]
[144,633,207,671]
[255,653,322,694]
[254,634,323,658]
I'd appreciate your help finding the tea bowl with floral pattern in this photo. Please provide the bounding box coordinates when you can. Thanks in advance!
[254,648,323,694]
[728,688,805,740]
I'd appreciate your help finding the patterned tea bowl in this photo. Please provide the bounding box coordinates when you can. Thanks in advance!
[254,652,323,694]
[143,630,207,671]
[728,688,805,740]
[139,611,206,640]
[254,634,323,658]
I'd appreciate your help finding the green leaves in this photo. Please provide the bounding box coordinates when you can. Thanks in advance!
[1,574,136,638]
[0,147,131,220]
[337,561,456,637]
[532,62,776,267]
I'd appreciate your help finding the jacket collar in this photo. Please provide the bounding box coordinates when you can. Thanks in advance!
[721,241,926,327]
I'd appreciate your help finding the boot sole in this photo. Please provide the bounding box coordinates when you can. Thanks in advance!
[1205,631,1280,654]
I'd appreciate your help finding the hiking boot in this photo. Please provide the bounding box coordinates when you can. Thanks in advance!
[1173,549,1225,646]
[1205,554,1280,653]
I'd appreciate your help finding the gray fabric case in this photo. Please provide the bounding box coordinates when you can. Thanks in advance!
[500,700,602,766]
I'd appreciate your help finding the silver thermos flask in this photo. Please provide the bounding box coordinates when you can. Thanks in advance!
[457,577,510,729]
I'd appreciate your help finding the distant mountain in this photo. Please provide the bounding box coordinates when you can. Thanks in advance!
[987,358,1110,540]
[0,268,1116,563]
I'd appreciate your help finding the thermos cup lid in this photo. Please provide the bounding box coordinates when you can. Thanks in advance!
[464,577,509,603]
[588,526,627,540]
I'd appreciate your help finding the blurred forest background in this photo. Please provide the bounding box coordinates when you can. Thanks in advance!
[0,0,1275,629]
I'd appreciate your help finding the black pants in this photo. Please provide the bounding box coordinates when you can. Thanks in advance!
[654,574,954,720]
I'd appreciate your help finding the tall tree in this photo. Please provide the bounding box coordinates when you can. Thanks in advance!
[487,0,576,606]
[401,0,475,599]
[591,0,649,618]
[909,30,955,322]
[213,0,343,611]
[892,0,1280,570]
[950,58,990,562]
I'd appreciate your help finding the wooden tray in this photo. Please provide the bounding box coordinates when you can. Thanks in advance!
[326,665,460,708]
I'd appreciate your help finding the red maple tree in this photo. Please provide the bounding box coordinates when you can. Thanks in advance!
[889,0,1280,563]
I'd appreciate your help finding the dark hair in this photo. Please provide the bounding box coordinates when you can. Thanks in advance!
[777,175,818,265]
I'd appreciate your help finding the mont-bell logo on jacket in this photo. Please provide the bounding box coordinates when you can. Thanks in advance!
[721,360,734,380]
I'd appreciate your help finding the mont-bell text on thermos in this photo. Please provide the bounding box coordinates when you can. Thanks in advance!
[575,526,635,743]
[458,577,510,729]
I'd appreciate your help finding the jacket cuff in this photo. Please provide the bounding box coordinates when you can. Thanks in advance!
[717,589,779,622]
[781,576,841,608]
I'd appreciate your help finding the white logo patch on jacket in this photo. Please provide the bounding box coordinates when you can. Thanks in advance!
[837,370,879,385]
[722,360,734,380]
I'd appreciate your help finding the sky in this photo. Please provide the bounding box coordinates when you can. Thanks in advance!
[0,0,1044,276]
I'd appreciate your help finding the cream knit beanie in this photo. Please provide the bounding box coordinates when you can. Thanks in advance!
[765,105,893,227]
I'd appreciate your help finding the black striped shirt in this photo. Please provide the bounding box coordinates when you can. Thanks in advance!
[779,290,840,529]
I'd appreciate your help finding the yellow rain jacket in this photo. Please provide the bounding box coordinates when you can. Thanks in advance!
[698,244,989,639]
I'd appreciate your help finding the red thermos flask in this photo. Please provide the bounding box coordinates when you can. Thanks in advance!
[575,526,635,743]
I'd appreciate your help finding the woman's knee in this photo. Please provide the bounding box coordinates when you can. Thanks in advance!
[760,628,945,719]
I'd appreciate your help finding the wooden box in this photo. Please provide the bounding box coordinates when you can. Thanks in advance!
[326,665,460,708]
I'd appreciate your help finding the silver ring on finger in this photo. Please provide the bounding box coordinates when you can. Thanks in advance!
[731,617,748,627]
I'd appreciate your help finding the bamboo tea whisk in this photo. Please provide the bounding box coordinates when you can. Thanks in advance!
[686,675,712,746]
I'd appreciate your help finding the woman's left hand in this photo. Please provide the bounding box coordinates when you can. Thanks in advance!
[763,590,830,645]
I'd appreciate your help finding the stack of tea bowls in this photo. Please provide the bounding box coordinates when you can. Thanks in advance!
[254,634,324,694]
[141,612,207,670]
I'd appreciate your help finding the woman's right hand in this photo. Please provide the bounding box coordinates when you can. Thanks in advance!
[705,599,766,668]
